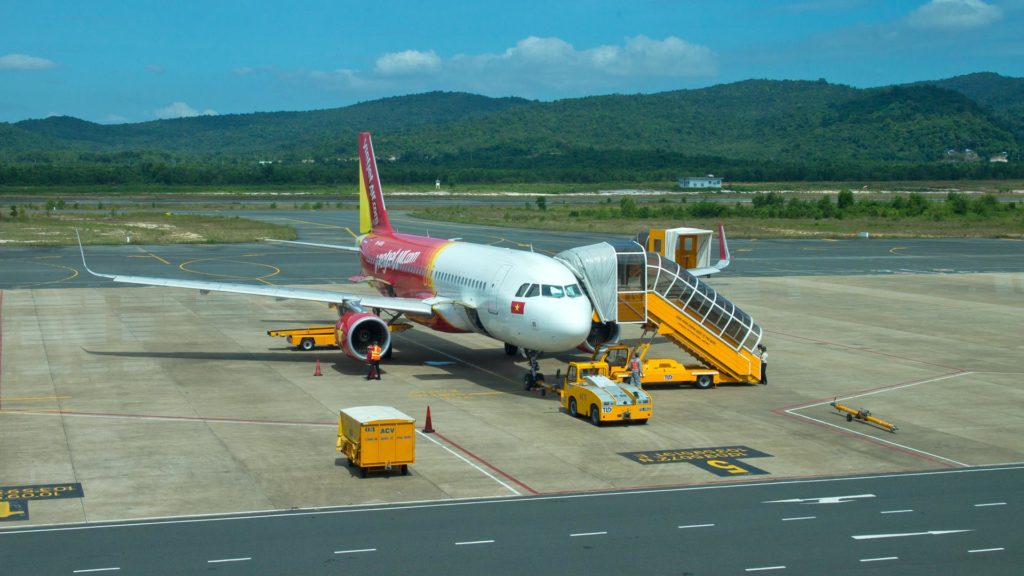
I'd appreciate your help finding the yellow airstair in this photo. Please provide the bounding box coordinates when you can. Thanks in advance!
[558,239,763,385]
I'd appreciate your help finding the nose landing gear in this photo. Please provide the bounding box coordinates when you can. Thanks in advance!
[522,348,546,391]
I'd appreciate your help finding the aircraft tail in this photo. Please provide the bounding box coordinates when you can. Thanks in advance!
[358,132,395,235]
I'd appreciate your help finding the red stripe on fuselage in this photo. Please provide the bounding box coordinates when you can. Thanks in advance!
[359,232,464,333]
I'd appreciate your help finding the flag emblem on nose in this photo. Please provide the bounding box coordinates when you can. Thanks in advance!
[511,301,525,314]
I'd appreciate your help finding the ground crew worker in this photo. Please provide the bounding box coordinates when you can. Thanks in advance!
[366,341,383,380]
[629,355,642,387]
[758,344,768,385]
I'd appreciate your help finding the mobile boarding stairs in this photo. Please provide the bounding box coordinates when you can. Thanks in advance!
[556,238,763,385]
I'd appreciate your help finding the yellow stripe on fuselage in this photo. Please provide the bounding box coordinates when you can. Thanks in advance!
[358,161,372,235]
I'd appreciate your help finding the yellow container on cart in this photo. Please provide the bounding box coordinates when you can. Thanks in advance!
[337,406,415,477]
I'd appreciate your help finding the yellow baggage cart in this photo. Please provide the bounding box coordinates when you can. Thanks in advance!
[337,406,415,477]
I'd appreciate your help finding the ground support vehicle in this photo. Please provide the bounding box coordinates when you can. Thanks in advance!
[268,322,412,355]
[560,372,652,426]
[595,342,719,389]
[267,325,336,350]
[337,406,415,477]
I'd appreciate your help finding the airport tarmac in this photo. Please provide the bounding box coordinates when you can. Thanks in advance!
[1,241,1022,528]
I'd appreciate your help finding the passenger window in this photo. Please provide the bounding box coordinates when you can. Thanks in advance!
[525,284,540,298]
[542,285,564,298]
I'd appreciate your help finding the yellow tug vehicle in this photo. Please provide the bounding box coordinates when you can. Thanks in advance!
[560,365,652,426]
[594,341,720,389]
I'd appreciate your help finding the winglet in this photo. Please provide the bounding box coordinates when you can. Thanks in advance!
[75,229,115,279]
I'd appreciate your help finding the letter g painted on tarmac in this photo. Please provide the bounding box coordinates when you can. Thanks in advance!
[707,460,748,474]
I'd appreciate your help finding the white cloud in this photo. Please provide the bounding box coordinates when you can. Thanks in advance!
[907,0,1003,29]
[153,101,217,119]
[447,35,715,92]
[274,35,715,99]
[375,50,441,76]
[0,53,56,70]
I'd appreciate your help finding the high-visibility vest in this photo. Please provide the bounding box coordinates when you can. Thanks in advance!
[369,345,382,361]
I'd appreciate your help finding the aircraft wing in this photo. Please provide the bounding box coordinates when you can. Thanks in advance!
[77,235,434,317]
[263,238,360,252]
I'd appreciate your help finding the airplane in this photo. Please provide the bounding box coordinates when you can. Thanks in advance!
[78,132,596,382]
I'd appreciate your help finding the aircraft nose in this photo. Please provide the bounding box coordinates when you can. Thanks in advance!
[550,299,594,350]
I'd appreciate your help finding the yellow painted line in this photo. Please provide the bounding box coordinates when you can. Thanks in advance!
[179,257,281,281]
[890,246,907,255]
[0,396,71,402]
[274,216,346,229]
[127,248,170,265]
[22,262,79,285]
[33,255,63,260]
[255,277,275,286]
[344,226,358,239]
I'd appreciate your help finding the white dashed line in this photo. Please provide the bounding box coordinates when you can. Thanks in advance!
[781,516,815,521]
[880,509,914,514]
[860,556,898,562]
[745,566,786,572]
[678,523,715,529]
[974,502,1006,507]
[334,548,376,554]
[207,557,251,563]
[570,531,607,537]
[968,548,1004,553]
[455,540,494,546]
[73,569,120,574]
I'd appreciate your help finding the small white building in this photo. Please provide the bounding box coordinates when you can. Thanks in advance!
[678,174,723,188]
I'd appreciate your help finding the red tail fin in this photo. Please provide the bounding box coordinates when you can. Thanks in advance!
[358,132,394,235]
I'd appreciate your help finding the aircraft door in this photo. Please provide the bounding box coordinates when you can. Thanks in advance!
[487,265,512,315]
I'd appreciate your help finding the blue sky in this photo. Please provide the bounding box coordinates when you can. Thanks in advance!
[1,0,1021,124]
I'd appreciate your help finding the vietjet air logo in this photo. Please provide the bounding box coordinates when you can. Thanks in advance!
[511,301,525,315]
[375,248,421,272]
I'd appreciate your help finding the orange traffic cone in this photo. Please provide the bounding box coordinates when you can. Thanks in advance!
[423,406,435,433]
[314,358,322,376]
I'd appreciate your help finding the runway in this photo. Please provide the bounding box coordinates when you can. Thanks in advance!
[1,466,1020,575]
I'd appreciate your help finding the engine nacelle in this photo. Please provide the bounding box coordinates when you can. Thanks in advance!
[335,311,391,361]
[577,320,621,353]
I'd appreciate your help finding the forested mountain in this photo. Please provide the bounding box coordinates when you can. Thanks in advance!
[918,72,1024,141]
[1,74,1021,184]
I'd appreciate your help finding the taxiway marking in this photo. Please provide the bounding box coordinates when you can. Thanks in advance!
[73,569,119,574]
[880,509,914,514]
[860,556,898,562]
[207,557,251,563]
[765,494,874,504]
[455,539,494,546]
[851,529,972,540]
[678,523,715,529]
[745,566,785,572]
[781,516,815,521]
[968,547,1004,553]
[570,531,607,537]
[334,548,376,554]
[974,502,1006,507]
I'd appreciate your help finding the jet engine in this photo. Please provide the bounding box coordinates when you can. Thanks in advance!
[335,311,391,361]
[577,320,621,353]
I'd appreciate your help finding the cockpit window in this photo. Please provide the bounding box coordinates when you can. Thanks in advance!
[525,284,540,298]
[542,284,564,298]
[564,284,583,298]
[516,283,530,297]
